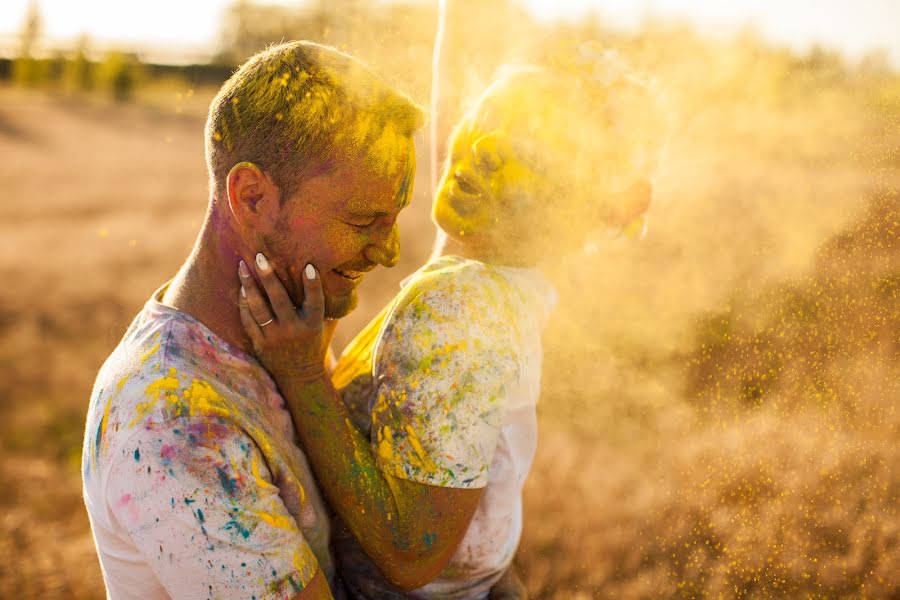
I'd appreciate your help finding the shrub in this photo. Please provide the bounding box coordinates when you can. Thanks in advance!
[95,51,142,102]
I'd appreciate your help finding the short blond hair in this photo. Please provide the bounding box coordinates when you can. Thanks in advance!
[205,41,425,203]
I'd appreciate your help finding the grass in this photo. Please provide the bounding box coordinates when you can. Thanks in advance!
[0,26,898,598]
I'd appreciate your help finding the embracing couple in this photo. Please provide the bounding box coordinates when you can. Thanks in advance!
[82,34,661,600]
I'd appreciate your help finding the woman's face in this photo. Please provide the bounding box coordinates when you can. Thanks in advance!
[433,75,563,252]
[433,71,656,257]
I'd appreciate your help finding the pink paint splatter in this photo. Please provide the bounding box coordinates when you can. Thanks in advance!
[117,493,140,524]
[160,444,176,463]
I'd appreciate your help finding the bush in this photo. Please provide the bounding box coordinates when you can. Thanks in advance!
[63,38,94,93]
[95,51,142,102]
[12,56,49,87]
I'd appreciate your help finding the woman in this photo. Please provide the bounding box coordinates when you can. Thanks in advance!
[238,47,665,599]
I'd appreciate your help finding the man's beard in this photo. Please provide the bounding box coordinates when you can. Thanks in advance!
[324,288,358,319]
[284,278,357,320]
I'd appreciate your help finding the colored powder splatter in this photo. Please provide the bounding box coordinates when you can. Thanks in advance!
[160,444,175,466]
[224,519,252,539]
[217,466,238,497]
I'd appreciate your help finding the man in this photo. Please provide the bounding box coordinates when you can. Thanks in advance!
[81,41,424,599]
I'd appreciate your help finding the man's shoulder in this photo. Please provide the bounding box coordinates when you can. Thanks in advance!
[85,305,259,481]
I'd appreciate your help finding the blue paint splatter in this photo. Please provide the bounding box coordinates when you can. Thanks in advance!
[133,447,140,462]
[94,424,103,463]
[424,531,437,546]
[217,467,238,497]
[224,519,251,539]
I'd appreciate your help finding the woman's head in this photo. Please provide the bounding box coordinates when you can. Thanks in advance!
[433,50,666,264]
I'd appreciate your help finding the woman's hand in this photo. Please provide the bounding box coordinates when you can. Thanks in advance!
[237,252,334,383]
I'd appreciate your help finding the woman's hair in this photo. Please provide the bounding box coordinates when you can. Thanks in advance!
[205,41,426,204]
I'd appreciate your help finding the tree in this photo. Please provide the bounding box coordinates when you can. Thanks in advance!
[64,35,94,92]
[13,0,47,87]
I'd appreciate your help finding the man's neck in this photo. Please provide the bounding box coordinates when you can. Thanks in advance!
[161,205,253,355]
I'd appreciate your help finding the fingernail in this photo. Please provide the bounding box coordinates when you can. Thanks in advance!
[256,252,268,271]
[305,264,316,280]
[240,286,246,298]
[238,260,250,278]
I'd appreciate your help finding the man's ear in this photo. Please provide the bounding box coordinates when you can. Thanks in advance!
[226,162,280,229]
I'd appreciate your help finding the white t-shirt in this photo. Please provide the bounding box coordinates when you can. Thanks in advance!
[338,256,556,599]
[82,285,333,600]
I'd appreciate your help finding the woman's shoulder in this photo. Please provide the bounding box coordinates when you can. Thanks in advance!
[385,257,525,348]
[401,256,517,306]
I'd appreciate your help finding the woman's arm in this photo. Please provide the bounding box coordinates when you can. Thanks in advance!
[238,259,484,591]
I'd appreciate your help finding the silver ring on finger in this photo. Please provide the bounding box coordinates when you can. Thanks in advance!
[258,318,274,327]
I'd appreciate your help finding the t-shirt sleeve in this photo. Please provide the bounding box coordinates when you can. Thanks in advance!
[370,276,519,489]
[106,416,319,599]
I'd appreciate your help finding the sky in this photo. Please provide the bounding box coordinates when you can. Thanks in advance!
[1,0,899,67]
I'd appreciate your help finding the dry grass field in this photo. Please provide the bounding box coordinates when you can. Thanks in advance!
[1,27,899,599]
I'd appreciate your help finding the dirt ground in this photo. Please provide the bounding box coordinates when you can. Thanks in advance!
[0,76,897,599]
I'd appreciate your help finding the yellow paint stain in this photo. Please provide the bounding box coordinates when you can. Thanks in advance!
[404,424,437,471]
[131,367,180,426]
[377,426,394,463]
[140,342,160,365]
[182,378,231,419]
[249,454,278,492]
[252,509,296,531]
[93,394,113,471]
[292,548,306,574]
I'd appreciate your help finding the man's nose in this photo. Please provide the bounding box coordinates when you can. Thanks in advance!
[364,222,400,268]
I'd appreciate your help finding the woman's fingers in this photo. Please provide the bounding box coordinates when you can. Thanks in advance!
[300,263,325,325]
[239,260,276,329]
[253,252,297,323]
[237,291,264,349]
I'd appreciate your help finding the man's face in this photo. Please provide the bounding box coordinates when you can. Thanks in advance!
[260,141,415,319]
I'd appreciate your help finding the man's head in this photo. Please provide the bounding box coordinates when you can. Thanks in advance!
[205,41,425,318]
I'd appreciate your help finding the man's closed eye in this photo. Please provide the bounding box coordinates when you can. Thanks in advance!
[345,217,377,230]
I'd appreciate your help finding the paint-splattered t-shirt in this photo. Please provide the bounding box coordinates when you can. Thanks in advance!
[337,256,556,599]
[82,285,333,600]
